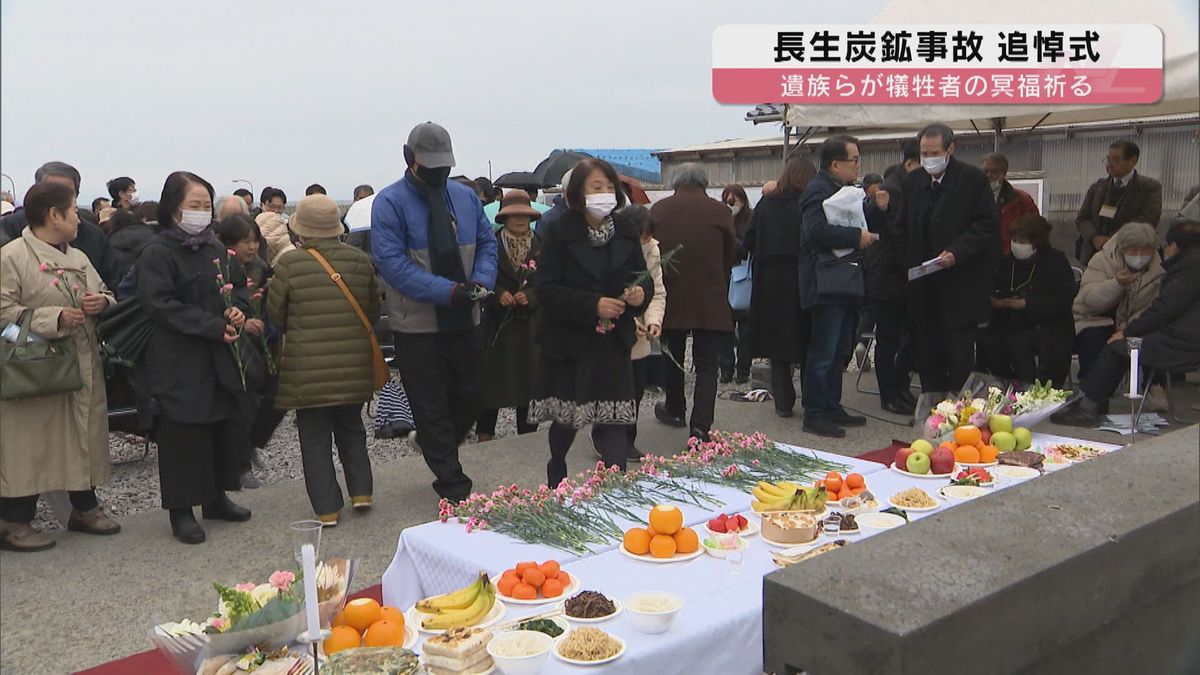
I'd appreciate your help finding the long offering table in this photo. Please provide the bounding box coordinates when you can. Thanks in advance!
[381,435,1121,673]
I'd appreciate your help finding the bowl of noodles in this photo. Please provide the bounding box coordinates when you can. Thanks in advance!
[553,626,626,666]
[623,592,683,634]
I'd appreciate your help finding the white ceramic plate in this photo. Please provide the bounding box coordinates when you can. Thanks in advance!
[493,571,581,606]
[957,461,999,468]
[703,517,760,537]
[562,598,622,624]
[855,512,906,530]
[619,544,703,564]
[890,462,958,479]
[407,598,507,635]
[499,615,570,641]
[939,485,988,501]
[993,465,1041,480]
[701,538,748,558]
[776,538,836,558]
[553,631,626,666]
[887,494,940,512]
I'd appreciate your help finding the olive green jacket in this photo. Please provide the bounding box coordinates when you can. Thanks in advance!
[269,239,381,410]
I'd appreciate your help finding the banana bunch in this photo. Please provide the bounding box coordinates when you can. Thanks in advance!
[416,571,497,630]
[750,481,827,513]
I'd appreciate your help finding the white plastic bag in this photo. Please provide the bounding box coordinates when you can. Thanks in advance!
[822,186,867,258]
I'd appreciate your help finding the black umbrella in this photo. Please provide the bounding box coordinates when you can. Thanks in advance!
[532,150,593,187]
[493,171,544,190]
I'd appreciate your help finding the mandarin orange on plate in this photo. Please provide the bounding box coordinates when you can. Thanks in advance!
[343,598,382,634]
[515,561,538,576]
[623,528,651,555]
[323,625,361,655]
[512,583,537,600]
[555,571,571,587]
[648,505,683,536]
[673,527,699,554]
[542,578,565,598]
[954,445,981,463]
[363,619,406,647]
[497,575,519,597]
[649,534,677,558]
[846,473,865,489]
[979,444,999,463]
[954,425,982,447]
[522,568,546,588]
[379,605,405,628]
[539,560,561,578]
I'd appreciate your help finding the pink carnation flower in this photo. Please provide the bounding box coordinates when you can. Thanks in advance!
[234,582,256,592]
[269,570,295,590]
[38,262,49,273]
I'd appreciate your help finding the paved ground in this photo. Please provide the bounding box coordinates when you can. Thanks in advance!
[1,370,1196,674]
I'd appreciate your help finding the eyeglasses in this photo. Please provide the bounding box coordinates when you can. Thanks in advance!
[839,157,862,164]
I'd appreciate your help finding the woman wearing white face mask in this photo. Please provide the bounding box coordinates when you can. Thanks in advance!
[135,171,259,544]
[528,159,653,488]
[978,215,1075,386]
[1072,221,1165,389]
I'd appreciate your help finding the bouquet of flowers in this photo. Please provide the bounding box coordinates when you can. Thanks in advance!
[491,259,537,347]
[922,379,1073,440]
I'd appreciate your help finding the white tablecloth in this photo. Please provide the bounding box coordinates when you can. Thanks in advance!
[381,433,1122,672]
[381,447,885,608]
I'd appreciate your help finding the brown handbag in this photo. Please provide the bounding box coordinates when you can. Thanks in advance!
[305,249,390,391]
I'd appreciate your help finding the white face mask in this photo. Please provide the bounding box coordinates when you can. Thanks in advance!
[584,193,617,220]
[1124,254,1151,270]
[922,155,948,176]
[128,192,140,205]
[729,203,743,216]
[178,208,212,234]
[1011,242,1035,260]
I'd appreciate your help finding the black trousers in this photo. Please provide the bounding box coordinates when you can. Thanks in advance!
[1075,325,1115,382]
[393,327,485,501]
[549,422,627,488]
[871,298,913,404]
[979,323,1073,388]
[1082,340,1132,412]
[663,329,723,434]
[770,360,798,412]
[0,489,98,524]
[719,312,753,378]
[915,323,977,394]
[155,417,242,509]
[476,406,536,437]
[295,404,372,515]
[249,375,287,450]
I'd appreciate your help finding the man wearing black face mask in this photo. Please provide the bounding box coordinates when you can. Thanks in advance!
[371,122,499,502]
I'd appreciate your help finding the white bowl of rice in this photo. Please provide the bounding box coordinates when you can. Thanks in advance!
[623,591,683,634]
[486,630,553,675]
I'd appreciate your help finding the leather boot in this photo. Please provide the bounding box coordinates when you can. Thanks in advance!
[0,520,55,552]
[201,493,252,522]
[169,508,205,544]
[68,506,121,535]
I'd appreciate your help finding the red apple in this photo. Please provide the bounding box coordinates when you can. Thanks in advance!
[930,447,956,475]
[980,428,992,445]
[894,447,914,472]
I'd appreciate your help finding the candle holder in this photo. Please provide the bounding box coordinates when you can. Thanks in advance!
[1125,337,1144,446]
[297,628,330,674]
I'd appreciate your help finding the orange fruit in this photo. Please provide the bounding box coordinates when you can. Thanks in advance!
[845,473,865,489]
[539,560,561,579]
[979,444,999,463]
[954,445,981,463]
[497,575,519,597]
[648,505,683,536]
[522,568,546,589]
[512,583,537,600]
[379,606,405,630]
[649,534,677,558]
[954,425,982,447]
[323,625,361,655]
[330,609,348,628]
[555,571,571,587]
[363,619,406,647]
[501,568,519,582]
[542,578,565,598]
[824,472,843,493]
[837,487,852,501]
[343,598,382,634]
[851,486,864,496]
[673,527,699,554]
[937,441,957,454]
[623,528,651,555]
[515,561,538,576]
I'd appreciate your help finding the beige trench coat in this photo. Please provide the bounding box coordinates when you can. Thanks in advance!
[0,229,113,497]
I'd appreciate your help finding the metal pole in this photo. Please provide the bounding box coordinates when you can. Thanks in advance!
[0,172,15,199]
[782,104,791,169]
[232,178,255,197]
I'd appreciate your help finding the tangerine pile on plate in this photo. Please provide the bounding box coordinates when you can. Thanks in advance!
[324,597,406,654]
[948,426,1000,464]
[622,504,699,558]
[496,560,571,600]
[816,471,867,502]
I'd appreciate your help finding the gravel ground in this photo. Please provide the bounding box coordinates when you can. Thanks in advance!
[31,343,777,532]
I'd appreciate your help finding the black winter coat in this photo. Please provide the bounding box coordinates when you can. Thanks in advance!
[797,170,886,309]
[989,248,1075,333]
[743,191,808,362]
[1126,246,1200,371]
[108,221,157,283]
[134,232,254,426]
[898,158,1000,327]
[868,164,908,302]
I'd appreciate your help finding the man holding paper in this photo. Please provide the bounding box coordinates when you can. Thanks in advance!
[897,123,1000,395]
[796,135,883,438]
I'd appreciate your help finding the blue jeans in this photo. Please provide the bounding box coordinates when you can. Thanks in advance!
[803,304,858,417]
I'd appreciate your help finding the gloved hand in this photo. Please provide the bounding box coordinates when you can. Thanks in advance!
[451,284,476,307]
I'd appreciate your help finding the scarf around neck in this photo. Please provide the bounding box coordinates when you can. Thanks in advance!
[163,224,219,251]
[408,168,471,331]
[587,216,615,247]
[500,228,533,269]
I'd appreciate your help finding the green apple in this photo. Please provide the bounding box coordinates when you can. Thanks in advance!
[991,431,1017,452]
[989,415,1013,434]
[910,439,934,456]
[906,452,931,474]
[1014,427,1033,450]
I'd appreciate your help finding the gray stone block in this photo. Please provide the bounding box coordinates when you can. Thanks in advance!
[763,425,1200,675]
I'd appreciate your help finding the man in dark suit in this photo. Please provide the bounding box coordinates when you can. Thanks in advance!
[897,123,1000,395]
[1075,140,1163,264]
[1,161,119,291]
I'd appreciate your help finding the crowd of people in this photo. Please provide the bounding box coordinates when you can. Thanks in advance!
[1,121,1197,553]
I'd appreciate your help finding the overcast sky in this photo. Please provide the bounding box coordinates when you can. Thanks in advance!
[0,0,886,202]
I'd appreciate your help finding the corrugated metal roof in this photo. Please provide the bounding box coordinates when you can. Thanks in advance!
[569,148,664,182]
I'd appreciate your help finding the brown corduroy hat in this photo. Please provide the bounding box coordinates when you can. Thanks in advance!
[289,194,343,239]
[495,190,542,223]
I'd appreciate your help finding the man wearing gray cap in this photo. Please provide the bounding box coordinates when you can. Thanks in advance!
[372,122,498,502]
